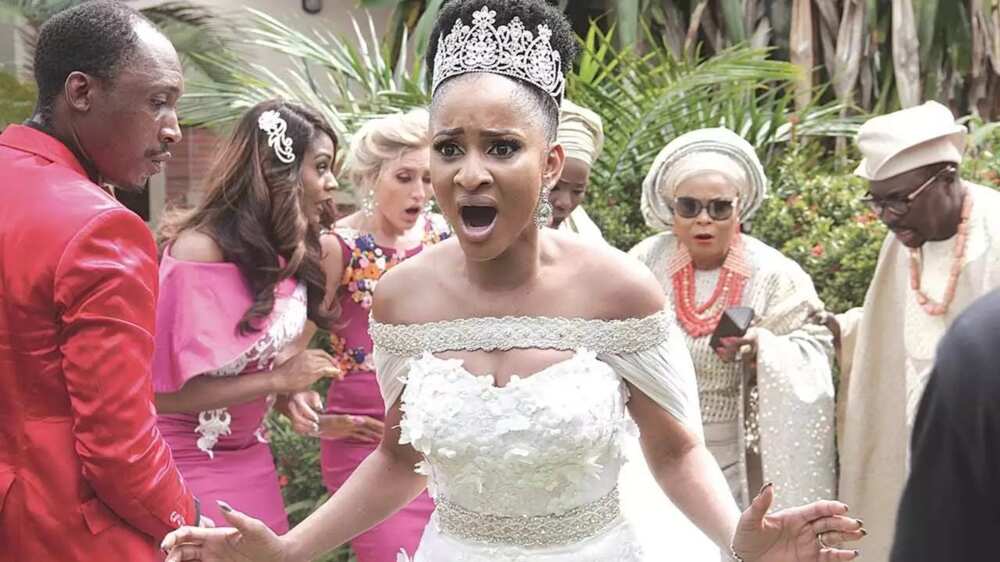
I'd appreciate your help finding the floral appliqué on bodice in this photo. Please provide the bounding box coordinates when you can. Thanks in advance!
[372,313,698,561]
[195,283,308,457]
[400,351,632,515]
[329,217,450,375]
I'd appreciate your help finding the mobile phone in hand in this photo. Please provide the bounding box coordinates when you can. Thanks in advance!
[709,306,755,350]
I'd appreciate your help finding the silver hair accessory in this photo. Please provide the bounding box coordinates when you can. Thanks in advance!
[258,109,296,164]
[535,184,553,228]
[432,6,565,103]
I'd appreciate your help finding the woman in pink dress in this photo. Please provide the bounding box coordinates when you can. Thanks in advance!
[153,100,341,532]
[283,108,448,561]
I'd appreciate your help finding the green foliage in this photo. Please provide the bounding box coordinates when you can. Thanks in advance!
[752,146,886,313]
[961,117,1000,188]
[0,71,35,129]
[267,415,327,526]
[267,411,353,562]
[181,9,427,138]
[268,328,351,560]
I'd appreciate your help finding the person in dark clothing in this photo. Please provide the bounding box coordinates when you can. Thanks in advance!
[891,288,1000,561]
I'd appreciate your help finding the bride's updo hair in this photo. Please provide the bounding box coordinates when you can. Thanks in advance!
[426,0,577,143]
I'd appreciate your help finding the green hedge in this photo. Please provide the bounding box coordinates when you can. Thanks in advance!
[751,146,887,313]
[267,372,353,562]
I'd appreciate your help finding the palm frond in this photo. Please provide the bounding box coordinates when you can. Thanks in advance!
[0,0,241,85]
[181,8,428,141]
[0,0,75,26]
[144,2,241,84]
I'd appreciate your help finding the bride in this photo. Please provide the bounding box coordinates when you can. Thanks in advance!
[162,1,864,560]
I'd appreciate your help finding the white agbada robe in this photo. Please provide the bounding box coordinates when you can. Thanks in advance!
[837,182,1000,562]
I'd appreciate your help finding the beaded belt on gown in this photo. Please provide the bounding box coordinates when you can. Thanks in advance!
[434,487,621,548]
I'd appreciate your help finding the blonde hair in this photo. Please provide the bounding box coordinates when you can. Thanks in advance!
[341,108,430,202]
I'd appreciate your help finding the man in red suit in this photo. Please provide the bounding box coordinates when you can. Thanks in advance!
[0,2,202,559]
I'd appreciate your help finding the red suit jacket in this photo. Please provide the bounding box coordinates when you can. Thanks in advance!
[0,125,198,561]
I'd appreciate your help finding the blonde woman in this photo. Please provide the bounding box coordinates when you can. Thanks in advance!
[284,108,449,561]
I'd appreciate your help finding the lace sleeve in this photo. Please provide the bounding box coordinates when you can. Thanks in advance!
[373,347,411,411]
[599,322,704,438]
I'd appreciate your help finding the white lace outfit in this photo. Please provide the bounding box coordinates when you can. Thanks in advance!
[370,312,703,561]
[630,234,836,512]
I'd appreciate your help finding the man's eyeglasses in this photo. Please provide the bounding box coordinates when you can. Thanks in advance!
[672,197,736,221]
[861,165,956,217]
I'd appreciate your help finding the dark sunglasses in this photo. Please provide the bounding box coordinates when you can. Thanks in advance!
[673,197,736,221]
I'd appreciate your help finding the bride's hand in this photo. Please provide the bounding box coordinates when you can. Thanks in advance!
[162,501,290,562]
[732,483,865,562]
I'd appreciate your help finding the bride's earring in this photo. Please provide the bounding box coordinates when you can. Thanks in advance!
[534,184,553,229]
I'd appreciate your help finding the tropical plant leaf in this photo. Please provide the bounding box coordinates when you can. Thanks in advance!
[614,0,640,49]
[412,0,446,57]
[789,0,814,110]
[182,7,427,141]
[0,0,241,84]
[893,0,921,107]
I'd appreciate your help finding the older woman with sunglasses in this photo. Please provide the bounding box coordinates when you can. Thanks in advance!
[629,128,838,538]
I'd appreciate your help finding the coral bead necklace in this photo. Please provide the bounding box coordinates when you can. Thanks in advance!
[908,191,973,316]
[669,235,752,337]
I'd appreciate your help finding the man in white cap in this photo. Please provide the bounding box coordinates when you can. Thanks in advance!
[549,98,606,243]
[835,101,1000,561]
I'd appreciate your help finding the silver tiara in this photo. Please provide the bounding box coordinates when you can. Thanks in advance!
[258,110,295,164]
[432,6,564,102]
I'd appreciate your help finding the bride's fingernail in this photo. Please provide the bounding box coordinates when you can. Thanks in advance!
[217,500,233,513]
[758,482,773,495]
[856,518,864,528]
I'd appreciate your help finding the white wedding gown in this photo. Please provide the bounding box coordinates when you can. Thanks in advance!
[370,312,707,561]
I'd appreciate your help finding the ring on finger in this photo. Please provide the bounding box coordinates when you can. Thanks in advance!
[817,532,833,549]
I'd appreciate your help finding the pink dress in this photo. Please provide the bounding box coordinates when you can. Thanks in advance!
[321,216,449,561]
[153,249,307,532]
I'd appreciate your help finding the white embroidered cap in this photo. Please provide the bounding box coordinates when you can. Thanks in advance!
[854,101,966,181]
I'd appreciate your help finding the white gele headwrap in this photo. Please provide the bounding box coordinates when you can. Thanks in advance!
[432,6,565,102]
[641,127,768,232]
[258,109,296,164]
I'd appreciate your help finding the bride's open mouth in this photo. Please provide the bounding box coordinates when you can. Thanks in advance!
[458,202,498,242]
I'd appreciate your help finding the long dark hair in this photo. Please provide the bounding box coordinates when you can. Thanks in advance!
[161,99,338,334]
